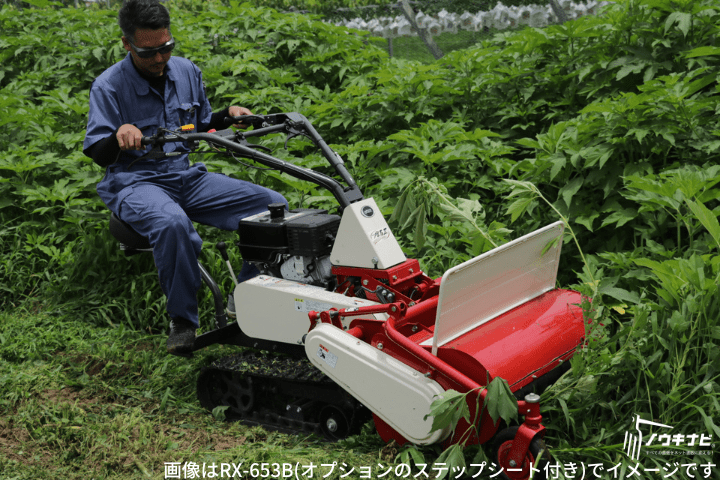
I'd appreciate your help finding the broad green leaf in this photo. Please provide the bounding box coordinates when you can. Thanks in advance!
[389,187,410,224]
[485,377,518,425]
[550,155,567,181]
[599,286,640,305]
[685,199,720,250]
[644,64,658,82]
[463,129,502,142]
[581,143,614,169]
[503,179,537,197]
[629,127,650,144]
[685,74,716,97]
[515,138,542,149]
[432,444,465,480]
[580,102,616,114]
[667,310,689,332]
[559,176,584,208]
[506,195,535,223]
[212,405,229,421]
[0,197,14,210]
[665,12,692,38]
[616,63,645,81]
[426,389,470,434]
[396,445,426,467]
[600,208,638,229]
[575,212,600,232]
[685,46,720,58]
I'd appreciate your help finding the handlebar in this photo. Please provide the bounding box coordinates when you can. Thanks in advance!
[140,113,364,209]
[223,114,268,128]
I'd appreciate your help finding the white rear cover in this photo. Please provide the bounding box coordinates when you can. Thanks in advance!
[430,221,565,355]
[305,323,450,445]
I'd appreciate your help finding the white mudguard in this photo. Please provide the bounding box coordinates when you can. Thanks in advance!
[305,323,451,445]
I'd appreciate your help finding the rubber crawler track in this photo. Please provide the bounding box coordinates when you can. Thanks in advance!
[196,350,369,439]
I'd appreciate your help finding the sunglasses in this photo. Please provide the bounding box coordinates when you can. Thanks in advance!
[129,38,175,59]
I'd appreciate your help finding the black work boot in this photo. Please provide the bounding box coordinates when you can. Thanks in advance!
[167,317,196,357]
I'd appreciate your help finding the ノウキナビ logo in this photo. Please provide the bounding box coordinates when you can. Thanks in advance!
[623,414,713,461]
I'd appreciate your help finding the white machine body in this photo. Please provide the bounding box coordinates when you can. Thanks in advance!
[330,198,406,269]
[234,276,387,345]
[305,323,451,445]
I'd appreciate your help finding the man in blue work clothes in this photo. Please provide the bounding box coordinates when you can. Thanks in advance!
[83,0,286,357]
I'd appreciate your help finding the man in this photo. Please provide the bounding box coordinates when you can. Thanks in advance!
[83,0,287,357]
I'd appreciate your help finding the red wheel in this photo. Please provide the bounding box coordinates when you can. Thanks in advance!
[492,426,550,480]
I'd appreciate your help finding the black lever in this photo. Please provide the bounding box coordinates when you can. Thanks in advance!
[216,242,239,287]
[216,241,230,261]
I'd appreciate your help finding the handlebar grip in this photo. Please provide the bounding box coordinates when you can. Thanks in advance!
[141,136,154,145]
[225,115,265,127]
[225,116,248,125]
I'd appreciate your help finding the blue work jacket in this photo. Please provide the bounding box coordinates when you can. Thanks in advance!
[84,53,213,213]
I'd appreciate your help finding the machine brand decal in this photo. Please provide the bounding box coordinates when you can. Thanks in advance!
[294,298,333,313]
[369,227,390,244]
[316,345,338,368]
[361,206,374,218]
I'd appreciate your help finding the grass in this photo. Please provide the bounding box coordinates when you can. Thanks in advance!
[0,309,397,480]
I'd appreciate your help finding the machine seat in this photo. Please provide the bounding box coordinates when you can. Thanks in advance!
[109,212,151,251]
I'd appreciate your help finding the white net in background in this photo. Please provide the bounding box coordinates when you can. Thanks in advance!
[326,0,613,61]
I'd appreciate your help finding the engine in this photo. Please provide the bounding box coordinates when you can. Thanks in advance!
[236,203,340,287]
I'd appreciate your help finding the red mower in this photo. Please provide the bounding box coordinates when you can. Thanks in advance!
[110,113,586,479]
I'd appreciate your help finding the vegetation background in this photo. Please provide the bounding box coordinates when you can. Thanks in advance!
[1,0,719,478]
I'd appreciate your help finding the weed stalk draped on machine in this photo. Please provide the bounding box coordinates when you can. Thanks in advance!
[109,113,586,479]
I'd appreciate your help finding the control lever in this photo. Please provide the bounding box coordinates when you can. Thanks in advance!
[216,241,239,287]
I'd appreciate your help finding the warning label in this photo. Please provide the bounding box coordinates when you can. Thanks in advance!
[294,298,333,313]
[316,346,338,368]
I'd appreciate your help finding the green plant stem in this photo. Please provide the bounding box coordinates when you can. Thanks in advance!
[526,183,597,294]
[419,178,499,249]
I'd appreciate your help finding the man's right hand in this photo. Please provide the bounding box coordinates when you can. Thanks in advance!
[117,124,144,150]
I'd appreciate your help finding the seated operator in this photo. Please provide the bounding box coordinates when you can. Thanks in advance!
[83,0,287,357]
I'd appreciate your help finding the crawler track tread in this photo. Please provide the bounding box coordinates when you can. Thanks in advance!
[197,350,367,439]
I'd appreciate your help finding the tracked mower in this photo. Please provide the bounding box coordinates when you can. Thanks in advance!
[109,113,586,479]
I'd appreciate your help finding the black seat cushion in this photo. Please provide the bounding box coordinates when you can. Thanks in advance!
[109,212,151,250]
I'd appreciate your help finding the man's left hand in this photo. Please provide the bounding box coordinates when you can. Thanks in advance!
[229,106,252,129]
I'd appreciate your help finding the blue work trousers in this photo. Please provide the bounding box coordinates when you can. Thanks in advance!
[108,163,287,327]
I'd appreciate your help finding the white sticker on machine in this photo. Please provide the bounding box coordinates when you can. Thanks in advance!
[316,344,338,368]
[294,298,333,313]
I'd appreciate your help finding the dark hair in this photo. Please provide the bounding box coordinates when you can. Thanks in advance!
[118,0,171,41]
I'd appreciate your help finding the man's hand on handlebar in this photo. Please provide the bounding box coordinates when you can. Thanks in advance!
[228,106,253,129]
[117,124,144,150]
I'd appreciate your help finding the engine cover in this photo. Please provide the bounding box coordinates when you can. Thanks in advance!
[237,207,340,265]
